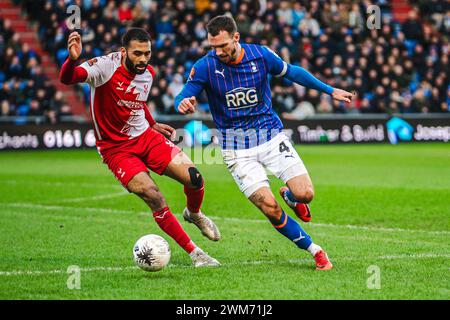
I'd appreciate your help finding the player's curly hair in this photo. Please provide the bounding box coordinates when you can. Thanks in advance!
[206,15,237,36]
[122,28,151,48]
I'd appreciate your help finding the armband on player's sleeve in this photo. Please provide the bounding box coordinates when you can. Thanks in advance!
[274,61,288,78]
[261,46,288,77]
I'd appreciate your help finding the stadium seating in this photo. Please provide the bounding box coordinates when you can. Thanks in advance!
[2,0,449,122]
[0,0,80,123]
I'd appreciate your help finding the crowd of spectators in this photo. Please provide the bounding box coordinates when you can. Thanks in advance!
[0,17,72,123]
[7,0,450,120]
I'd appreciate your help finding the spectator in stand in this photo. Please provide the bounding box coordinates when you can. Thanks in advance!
[5,0,448,120]
[118,1,133,24]
[0,16,71,122]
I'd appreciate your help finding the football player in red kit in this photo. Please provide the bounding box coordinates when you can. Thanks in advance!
[59,28,220,267]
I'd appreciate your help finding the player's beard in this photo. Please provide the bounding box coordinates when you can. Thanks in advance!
[218,42,237,63]
[219,48,236,63]
[229,47,237,62]
[125,53,147,75]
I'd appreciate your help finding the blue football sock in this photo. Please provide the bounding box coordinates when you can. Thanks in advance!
[273,211,312,250]
[285,189,298,203]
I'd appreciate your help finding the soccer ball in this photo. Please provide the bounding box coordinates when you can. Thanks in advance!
[133,234,171,272]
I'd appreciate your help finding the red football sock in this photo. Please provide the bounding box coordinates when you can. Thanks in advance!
[152,207,196,254]
[184,182,204,214]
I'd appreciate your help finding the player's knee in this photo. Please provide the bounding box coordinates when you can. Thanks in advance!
[261,198,283,222]
[292,187,314,204]
[188,167,204,189]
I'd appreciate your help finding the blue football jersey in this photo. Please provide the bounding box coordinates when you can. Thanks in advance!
[177,43,289,149]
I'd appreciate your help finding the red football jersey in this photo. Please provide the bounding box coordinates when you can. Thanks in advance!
[79,52,156,144]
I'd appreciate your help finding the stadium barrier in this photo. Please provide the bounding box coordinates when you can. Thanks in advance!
[0,114,449,151]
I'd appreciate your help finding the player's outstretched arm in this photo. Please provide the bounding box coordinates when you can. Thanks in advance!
[262,45,354,103]
[284,65,333,94]
[59,31,88,85]
[284,65,353,102]
[285,65,353,102]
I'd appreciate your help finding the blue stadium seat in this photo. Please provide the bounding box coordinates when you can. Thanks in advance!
[365,93,375,101]
[17,104,29,116]
[409,81,418,93]
[56,49,69,65]
[404,40,417,57]
[92,47,102,57]
[81,83,91,104]
[155,39,164,49]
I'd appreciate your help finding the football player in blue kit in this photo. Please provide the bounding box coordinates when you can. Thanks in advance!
[175,15,354,270]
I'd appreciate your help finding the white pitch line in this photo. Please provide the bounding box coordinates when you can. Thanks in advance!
[4,179,122,190]
[377,253,450,260]
[54,192,129,204]
[3,209,445,246]
[5,203,133,215]
[239,253,450,266]
[0,253,448,277]
[309,222,450,236]
[327,234,443,247]
[2,211,141,227]
[4,202,450,236]
[0,266,138,276]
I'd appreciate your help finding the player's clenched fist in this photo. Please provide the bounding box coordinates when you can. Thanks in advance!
[68,31,82,61]
[178,96,197,114]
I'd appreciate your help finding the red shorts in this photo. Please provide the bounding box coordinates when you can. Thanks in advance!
[97,128,181,188]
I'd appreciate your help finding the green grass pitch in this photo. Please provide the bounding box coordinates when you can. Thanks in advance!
[0,144,449,299]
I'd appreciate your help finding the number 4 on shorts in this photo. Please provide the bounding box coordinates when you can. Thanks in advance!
[279,142,290,153]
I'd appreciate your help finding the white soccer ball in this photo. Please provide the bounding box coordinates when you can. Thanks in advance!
[133,234,171,272]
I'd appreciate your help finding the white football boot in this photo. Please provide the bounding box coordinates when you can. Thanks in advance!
[183,208,221,241]
[189,247,221,267]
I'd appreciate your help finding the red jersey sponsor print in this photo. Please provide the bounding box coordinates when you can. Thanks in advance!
[79,52,156,144]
